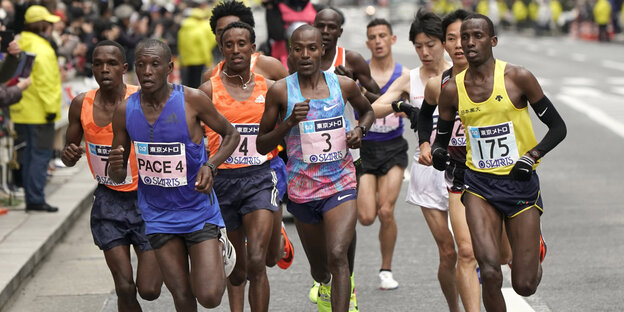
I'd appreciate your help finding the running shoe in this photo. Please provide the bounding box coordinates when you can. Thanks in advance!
[277,222,294,269]
[219,228,236,277]
[309,281,320,303]
[317,283,332,312]
[349,283,359,312]
[379,271,399,290]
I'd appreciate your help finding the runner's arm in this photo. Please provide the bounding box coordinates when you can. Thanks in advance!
[61,93,86,167]
[371,73,410,117]
[515,68,567,160]
[430,80,458,171]
[258,55,289,80]
[109,100,132,184]
[342,77,374,148]
[257,80,302,154]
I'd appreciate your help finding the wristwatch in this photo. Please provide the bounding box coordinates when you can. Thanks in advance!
[355,125,367,137]
[203,161,218,176]
[528,148,541,161]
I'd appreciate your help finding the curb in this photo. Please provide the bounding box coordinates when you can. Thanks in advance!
[0,163,96,310]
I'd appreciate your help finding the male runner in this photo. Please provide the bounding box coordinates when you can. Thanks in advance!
[356,18,409,291]
[370,10,461,311]
[307,9,382,308]
[200,22,277,312]
[432,14,566,311]
[207,0,294,274]
[61,40,163,312]
[257,25,374,312]
[109,39,240,311]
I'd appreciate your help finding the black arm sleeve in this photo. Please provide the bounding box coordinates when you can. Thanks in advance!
[431,118,454,149]
[417,99,436,145]
[530,96,567,158]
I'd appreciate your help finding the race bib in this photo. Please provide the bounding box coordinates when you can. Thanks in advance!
[430,114,465,146]
[134,141,187,187]
[87,143,132,186]
[299,116,347,163]
[369,114,400,133]
[467,121,519,169]
[224,123,267,165]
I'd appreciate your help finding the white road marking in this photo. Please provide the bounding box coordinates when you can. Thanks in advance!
[503,288,537,312]
[611,87,624,96]
[607,77,624,85]
[562,77,596,85]
[571,53,586,62]
[602,60,624,72]
[560,86,603,98]
[558,94,624,139]
[546,49,556,57]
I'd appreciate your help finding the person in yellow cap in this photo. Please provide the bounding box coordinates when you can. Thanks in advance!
[593,0,612,41]
[12,5,62,213]
[177,8,217,88]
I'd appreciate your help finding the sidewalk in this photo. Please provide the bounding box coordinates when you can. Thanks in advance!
[0,159,95,310]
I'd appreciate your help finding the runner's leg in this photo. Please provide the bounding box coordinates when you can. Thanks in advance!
[242,209,274,312]
[505,207,543,296]
[153,238,197,311]
[376,166,403,271]
[188,238,227,309]
[103,245,141,312]
[133,247,163,301]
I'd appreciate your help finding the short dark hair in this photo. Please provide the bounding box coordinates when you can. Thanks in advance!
[210,1,255,36]
[94,40,126,62]
[291,24,321,43]
[409,9,443,44]
[221,21,256,45]
[367,18,392,34]
[135,39,172,62]
[316,7,345,26]
[442,9,470,40]
[464,13,496,37]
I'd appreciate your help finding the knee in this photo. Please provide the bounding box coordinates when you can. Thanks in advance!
[456,242,476,264]
[358,212,376,226]
[196,289,223,309]
[247,253,267,278]
[327,246,349,271]
[265,253,278,268]
[114,280,137,300]
[228,268,247,286]
[479,265,503,286]
[512,275,539,296]
[137,285,161,301]
[377,203,395,224]
[439,245,458,268]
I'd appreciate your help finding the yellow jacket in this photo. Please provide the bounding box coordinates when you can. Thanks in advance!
[593,0,612,25]
[11,31,61,124]
[177,16,216,67]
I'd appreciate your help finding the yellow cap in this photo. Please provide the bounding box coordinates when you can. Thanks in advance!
[25,5,61,24]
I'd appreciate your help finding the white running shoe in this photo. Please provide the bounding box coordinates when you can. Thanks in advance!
[219,228,236,277]
[379,271,399,290]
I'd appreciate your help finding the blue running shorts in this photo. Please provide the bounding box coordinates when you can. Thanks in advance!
[287,189,357,224]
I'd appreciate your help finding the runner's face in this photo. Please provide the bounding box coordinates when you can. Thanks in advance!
[135,48,172,92]
[460,19,496,64]
[92,46,127,89]
[222,27,255,73]
[444,20,466,67]
[314,11,342,49]
[216,15,240,49]
[412,33,444,69]
[366,24,395,59]
[290,29,323,76]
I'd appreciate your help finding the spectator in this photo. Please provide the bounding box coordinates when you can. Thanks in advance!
[177,8,215,88]
[11,5,61,213]
[594,0,612,41]
[114,4,148,71]
[0,34,31,216]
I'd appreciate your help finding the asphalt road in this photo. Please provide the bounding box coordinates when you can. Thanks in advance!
[4,6,624,312]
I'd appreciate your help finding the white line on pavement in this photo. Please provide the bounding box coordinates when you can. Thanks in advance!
[612,87,624,96]
[607,77,624,85]
[571,53,586,62]
[503,288,537,312]
[602,60,624,72]
[557,94,624,139]
[561,77,596,85]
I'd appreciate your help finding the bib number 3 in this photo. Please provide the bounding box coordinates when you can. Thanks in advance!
[299,116,347,163]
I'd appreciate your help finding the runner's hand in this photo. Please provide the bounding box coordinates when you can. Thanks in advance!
[286,98,310,127]
[392,100,419,131]
[346,128,362,149]
[418,142,432,166]
[195,166,214,194]
[431,146,449,171]
[61,143,84,166]
[334,65,355,80]
[108,146,125,175]
[509,154,534,181]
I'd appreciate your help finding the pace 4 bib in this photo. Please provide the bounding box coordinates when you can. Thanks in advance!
[224,123,267,166]
[87,143,133,186]
[134,141,187,187]
[467,121,519,170]
[299,116,347,164]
